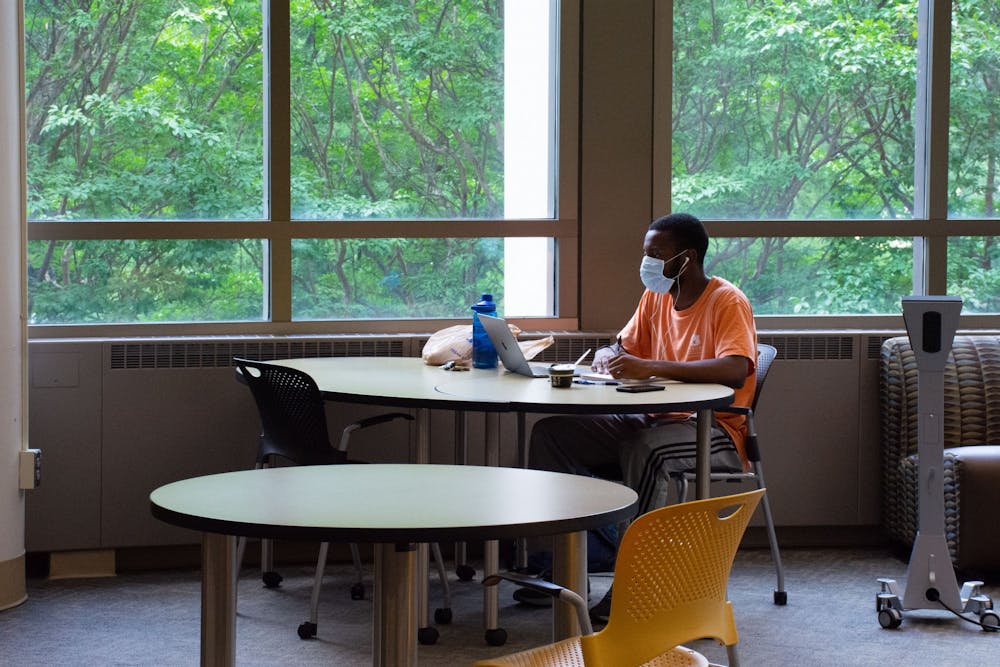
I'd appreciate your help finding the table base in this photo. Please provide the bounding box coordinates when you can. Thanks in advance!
[373,542,418,667]
[201,534,236,667]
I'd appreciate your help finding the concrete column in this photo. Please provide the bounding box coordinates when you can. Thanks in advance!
[0,0,28,612]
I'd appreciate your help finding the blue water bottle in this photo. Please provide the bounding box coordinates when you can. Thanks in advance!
[471,293,498,369]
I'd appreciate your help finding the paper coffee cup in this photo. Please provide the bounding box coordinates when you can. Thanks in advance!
[549,364,575,388]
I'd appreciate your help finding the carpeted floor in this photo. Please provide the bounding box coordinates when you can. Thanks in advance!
[2,547,998,666]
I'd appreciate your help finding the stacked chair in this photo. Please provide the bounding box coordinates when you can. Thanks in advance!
[475,489,765,666]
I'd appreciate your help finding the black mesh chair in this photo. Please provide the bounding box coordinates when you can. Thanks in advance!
[232,357,452,639]
[668,343,786,605]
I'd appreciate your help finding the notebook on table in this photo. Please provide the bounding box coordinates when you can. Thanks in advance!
[478,313,583,378]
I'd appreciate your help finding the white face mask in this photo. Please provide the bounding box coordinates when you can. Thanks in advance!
[639,252,689,294]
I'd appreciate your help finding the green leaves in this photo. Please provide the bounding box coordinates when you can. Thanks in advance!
[289,0,504,220]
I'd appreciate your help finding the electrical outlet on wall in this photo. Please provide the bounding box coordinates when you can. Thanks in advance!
[19,448,41,490]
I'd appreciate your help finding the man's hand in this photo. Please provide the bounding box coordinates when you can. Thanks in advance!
[605,352,655,380]
[604,353,751,387]
[591,346,617,373]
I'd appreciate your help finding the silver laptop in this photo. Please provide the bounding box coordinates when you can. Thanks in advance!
[478,313,580,378]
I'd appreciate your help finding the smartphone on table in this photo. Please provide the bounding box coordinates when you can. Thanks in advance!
[615,384,665,393]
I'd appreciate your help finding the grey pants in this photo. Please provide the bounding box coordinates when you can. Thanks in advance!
[529,413,742,516]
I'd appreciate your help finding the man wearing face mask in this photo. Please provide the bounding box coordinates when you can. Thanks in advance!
[514,212,757,615]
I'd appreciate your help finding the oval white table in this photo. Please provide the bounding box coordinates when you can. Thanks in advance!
[150,464,639,667]
[274,357,735,499]
[271,357,734,644]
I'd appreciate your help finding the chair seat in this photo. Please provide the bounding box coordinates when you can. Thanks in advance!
[479,490,762,667]
[473,637,709,667]
[897,445,1000,570]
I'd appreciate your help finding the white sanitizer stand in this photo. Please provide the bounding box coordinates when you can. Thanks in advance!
[876,296,997,630]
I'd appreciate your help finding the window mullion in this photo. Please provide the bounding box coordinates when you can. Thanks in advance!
[913,0,953,295]
[266,0,292,321]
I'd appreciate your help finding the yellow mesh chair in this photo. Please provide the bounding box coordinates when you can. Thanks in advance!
[474,488,764,667]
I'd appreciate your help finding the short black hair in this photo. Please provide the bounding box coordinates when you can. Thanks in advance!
[649,212,709,263]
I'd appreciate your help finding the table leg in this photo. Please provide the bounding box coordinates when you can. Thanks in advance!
[551,530,587,640]
[413,407,432,636]
[200,533,236,667]
[695,408,713,500]
[516,411,527,468]
[515,412,528,570]
[482,412,501,636]
[484,411,500,467]
[414,406,431,463]
[482,538,500,632]
[454,411,469,572]
[416,542,432,640]
[373,542,418,667]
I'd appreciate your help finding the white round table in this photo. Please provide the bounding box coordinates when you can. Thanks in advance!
[271,357,734,642]
[151,464,638,667]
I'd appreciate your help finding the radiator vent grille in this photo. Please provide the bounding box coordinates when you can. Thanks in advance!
[531,333,617,363]
[412,332,616,364]
[866,335,897,360]
[109,338,407,370]
[107,332,862,369]
[760,335,855,361]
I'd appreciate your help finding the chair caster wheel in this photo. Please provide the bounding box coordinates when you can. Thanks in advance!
[434,607,453,624]
[262,571,283,588]
[878,607,903,629]
[774,590,787,605]
[484,627,508,646]
[297,621,317,639]
[350,582,365,600]
[456,564,476,581]
[417,626,439,645]
[981,610,999,632]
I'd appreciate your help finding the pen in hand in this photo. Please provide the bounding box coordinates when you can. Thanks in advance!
[605,336,628,378]
[616,336,627,355]
[573,348,592,366]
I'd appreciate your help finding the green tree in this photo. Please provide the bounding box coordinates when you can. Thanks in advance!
[24,1,508,323]
[289,0,505,219]
[25,0,266,323]
[675,0,920,313]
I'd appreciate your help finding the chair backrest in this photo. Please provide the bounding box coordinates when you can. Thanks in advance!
[751,343,777,412]
[881,335,1000,456]
[233,357,346,466]
[580,488,765,666]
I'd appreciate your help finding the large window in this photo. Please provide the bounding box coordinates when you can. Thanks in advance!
[25,1,1000,329]
[668,0,1000,317]
[24,0,566,328]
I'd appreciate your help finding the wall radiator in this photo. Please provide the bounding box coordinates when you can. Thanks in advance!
[27,331,897,551]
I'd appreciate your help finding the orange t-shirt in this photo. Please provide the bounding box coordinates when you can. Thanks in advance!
[619,276,757,464]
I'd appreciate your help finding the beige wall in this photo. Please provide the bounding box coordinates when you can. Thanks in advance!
[579,0,656,331]
[1,0,27,610]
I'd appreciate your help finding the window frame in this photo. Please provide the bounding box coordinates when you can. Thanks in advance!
[653,0,1000,330]
[26,0,581,338]
[26,0,1000,337]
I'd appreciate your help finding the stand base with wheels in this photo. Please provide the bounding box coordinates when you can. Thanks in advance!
[875,297,997,633]
[877,577,997,631]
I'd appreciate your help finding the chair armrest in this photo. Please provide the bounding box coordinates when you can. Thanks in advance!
[337,412,415,452]
[482,572,594,635]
